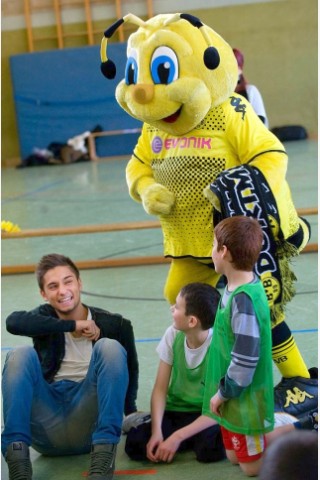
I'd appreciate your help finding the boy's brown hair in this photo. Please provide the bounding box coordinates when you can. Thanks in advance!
[214,216,263,271]
[35,253,80,290]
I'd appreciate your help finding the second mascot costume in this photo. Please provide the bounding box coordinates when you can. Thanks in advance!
[100,13,317,416]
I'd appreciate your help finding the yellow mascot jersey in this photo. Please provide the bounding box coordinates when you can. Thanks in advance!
[127,93,295,259]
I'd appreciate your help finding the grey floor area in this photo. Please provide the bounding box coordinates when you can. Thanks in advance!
[1,139,318,479]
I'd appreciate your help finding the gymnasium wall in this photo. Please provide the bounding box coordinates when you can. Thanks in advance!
[1,0,317,166]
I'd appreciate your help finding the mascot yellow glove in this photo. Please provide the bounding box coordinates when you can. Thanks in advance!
[203,185,221,212]
[136,177,175,215]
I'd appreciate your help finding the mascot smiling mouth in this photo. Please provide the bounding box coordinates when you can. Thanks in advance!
[162,107,182,123]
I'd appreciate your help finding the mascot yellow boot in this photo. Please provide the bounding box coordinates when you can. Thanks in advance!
[100,13,317,417]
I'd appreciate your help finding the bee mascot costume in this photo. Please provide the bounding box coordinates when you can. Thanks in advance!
[100,13,317,415]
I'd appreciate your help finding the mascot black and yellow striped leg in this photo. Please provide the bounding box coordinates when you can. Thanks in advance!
[272,321,318,418]
[271,217,318,417]
[272,321,309,378]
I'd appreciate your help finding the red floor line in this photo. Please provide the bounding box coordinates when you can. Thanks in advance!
[115,470,157,475]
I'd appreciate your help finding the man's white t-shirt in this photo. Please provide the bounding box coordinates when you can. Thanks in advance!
[54,309,93,382]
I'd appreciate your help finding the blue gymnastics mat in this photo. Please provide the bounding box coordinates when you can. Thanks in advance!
[10,43,141,161]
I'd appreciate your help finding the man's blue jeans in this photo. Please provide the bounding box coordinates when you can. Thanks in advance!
[1,338,129,456]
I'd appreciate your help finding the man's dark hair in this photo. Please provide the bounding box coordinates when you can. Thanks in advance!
[35,253,80,290]
[259,430,318,480]
[179,283,220,330]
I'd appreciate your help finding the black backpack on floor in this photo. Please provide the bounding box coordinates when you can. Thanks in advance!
[271,125,308,142]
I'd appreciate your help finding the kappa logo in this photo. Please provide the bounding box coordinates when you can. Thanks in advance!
[284,387,314,408]
[230,96,247,119]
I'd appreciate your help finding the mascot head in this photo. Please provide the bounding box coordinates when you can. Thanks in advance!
[101,13,238,135]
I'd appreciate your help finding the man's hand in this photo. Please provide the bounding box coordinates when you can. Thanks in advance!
[74,319,100,341]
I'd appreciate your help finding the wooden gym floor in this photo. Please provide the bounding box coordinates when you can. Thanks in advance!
[1,139,318,479]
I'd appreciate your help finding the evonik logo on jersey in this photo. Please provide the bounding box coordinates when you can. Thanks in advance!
[151,136,212,154]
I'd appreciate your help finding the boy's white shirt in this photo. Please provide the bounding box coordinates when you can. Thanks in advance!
[246,84,269,128]
[156,325,213,369]
[274,412,297,427]
[53,308,93,382]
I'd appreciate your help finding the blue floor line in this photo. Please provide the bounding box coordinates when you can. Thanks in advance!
[2,179,70,202]
[135,338,161,343]
[291,328,318,334]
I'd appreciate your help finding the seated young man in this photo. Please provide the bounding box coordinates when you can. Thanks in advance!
[2,253,139,480]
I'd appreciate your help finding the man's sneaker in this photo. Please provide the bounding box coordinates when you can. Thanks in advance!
[274,367,318,418]
[5,441,32,480]
[297,408,318,432]
[308,409,318,432]
[122,412,151,434]
[88,444,117,480]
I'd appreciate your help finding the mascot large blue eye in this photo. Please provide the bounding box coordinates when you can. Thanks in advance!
[151,47,178,85]
[125,51,138,85]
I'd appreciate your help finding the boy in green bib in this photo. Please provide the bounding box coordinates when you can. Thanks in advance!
[125,282,225,463]
[203,216,274,476]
